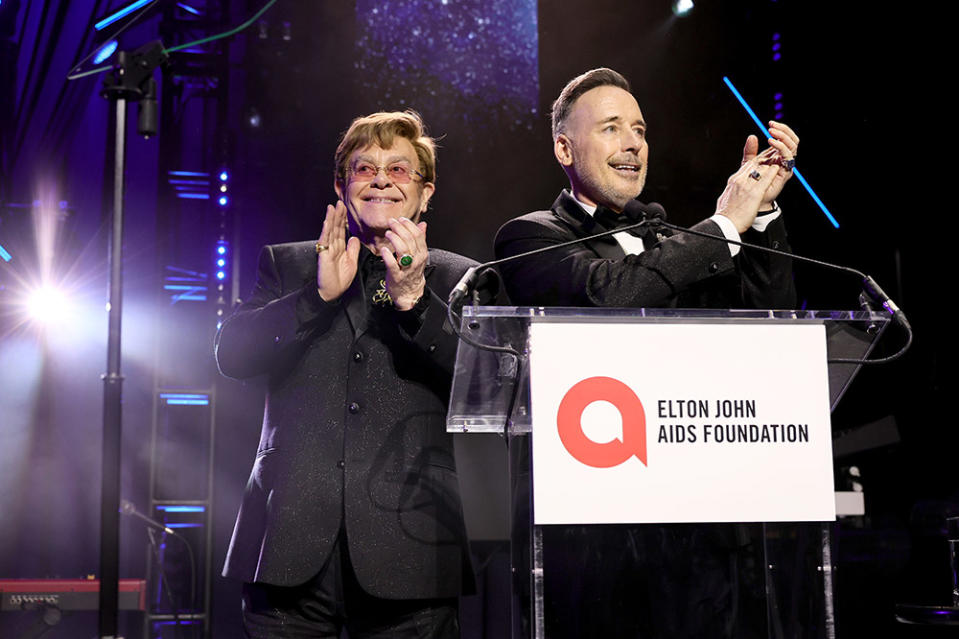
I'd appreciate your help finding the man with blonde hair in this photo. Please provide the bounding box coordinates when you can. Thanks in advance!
[216,110,483,638]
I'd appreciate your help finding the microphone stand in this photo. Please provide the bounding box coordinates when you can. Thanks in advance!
[97,41,166,639]
[68,9,271,638]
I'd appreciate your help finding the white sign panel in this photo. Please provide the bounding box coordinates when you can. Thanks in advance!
[529,322,834,525]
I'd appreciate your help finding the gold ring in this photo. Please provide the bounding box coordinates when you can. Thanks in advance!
[315,242,329,254]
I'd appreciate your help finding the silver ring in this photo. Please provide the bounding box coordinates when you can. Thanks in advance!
[748,170,761,181]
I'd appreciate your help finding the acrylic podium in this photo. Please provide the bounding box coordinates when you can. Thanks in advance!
[447,306,889,639]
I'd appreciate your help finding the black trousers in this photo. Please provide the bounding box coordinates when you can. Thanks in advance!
[242,533,459,639]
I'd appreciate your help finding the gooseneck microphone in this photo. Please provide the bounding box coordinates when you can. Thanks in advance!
[619,199,910,334]
[449,199,911,364]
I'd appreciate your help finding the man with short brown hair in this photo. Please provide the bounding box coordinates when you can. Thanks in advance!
[494,68,800,637]
[496,67,797,309]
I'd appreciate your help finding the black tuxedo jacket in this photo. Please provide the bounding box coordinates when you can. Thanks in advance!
[215,241,477,599]
[493,190,795,309]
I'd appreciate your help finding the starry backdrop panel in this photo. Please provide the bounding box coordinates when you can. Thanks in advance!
[354,0,540,139]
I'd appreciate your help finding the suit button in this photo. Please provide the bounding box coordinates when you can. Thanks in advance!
[336,460,345,469]
[427,344,437,353]
[352,351,363,362]
[772,241,781,249]
[273,335,281,344]
[708,262,719,274]
[348,402,360,414]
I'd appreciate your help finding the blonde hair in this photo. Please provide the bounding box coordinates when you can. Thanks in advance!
[334,110,437,185]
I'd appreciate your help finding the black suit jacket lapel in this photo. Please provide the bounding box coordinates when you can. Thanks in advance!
[342,261,369,339]
[551,191,626,261]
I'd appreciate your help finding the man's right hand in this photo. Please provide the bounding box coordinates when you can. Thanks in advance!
[316,200,361,302]
[714,153,779,234]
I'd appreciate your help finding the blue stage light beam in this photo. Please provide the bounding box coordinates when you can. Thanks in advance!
[176,2,201,16]
[92,40,119,64]
[722,76,839,229]
[156,505,205,512]
[0,244,11,262]
[160,392,210,405]
[168,170,209,177]
[95,0,153,31]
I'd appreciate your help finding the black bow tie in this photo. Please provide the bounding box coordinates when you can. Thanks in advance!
[594,205,642,231]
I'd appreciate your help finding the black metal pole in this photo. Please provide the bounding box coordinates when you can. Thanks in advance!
[98,95,126,639]
[93,42,166,639]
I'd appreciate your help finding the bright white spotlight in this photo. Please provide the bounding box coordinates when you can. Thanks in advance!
[27,286,71,324]
[673,0,694,16]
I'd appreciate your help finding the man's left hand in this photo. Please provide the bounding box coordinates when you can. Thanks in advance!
[741,120,799,210]
[381,217,428,311]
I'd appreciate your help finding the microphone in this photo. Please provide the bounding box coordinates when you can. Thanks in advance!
[120,499,175,535]
[448,265,481,307]
[625,199,666,224]
[457,198,910,363]
[643,214,910,332]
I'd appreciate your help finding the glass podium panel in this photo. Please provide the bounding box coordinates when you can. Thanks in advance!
[448,306,890,639]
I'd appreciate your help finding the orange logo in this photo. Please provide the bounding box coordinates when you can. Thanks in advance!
[556,376,647,467]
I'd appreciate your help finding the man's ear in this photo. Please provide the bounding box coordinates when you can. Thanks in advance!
[554,134,574,167]
[334,178,344,201]
[418,182,435,216]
